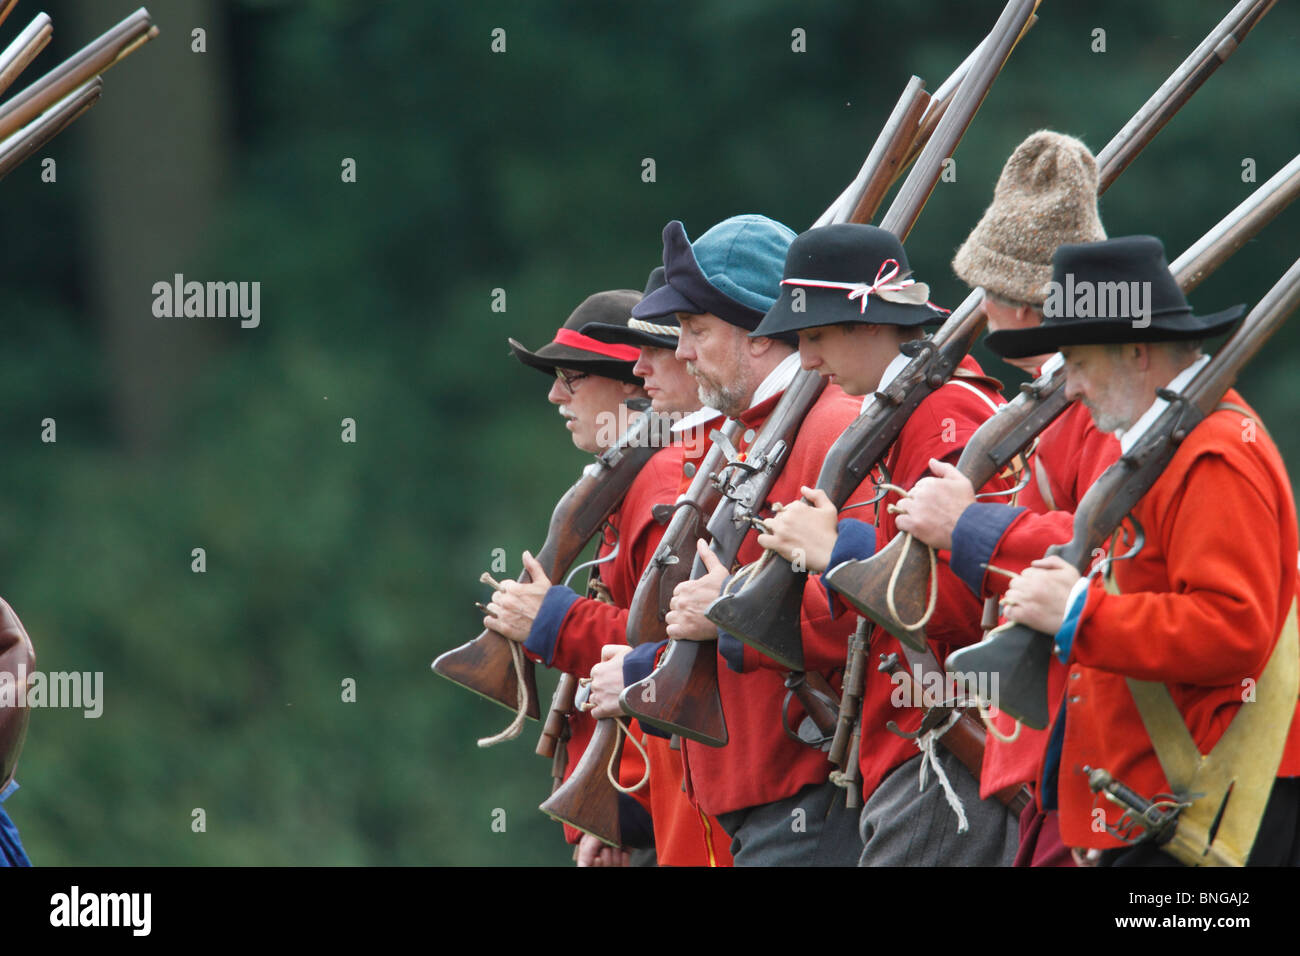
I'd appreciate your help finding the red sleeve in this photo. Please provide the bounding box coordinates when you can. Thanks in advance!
[1072,452,1282,684]
[548,449,678,677]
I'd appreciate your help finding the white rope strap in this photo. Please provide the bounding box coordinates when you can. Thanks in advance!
[476,570,529,748]
[607,719,652,794]
[477,639,529,748]
[877,482,939,631]
[915,708,969,833]
[974,620,1022,743]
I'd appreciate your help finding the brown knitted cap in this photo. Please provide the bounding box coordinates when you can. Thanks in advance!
[953,130,1106,306]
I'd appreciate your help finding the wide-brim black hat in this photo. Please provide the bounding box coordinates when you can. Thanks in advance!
[581,267,679,351]
[508,289,644,384]
[753,223,946,338]
[985,236,1246,358]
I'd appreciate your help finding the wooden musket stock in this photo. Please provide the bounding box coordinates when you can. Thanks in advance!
[434,408,675,721]
[539,715,626,847]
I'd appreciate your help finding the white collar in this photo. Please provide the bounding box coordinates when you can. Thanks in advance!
[859,350,913,413]
[1118,354,1212,454]
[749,352,802,409]
[670,405,723,434]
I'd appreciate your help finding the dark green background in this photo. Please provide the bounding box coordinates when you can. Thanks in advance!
[3,0,1296,864]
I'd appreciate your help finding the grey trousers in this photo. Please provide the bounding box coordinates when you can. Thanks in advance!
[858,749,1019,866]
[716,780,864,866]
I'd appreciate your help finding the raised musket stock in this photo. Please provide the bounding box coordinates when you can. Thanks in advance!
[434,405,675,722]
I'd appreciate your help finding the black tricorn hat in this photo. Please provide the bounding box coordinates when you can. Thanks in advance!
[984,236,1246,358]
[508,290,644,383]
[752,223,946,339]
[580,267,680,351]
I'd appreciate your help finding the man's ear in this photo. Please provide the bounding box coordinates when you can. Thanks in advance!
[748,333,776,357]
[1016,304,1039,328]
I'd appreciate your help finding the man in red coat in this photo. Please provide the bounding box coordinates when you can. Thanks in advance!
[997,236,1300,866]
[589,214,868,866]
[752,223,1011,866]
[483,287,680,859]
[891,131,1117,865]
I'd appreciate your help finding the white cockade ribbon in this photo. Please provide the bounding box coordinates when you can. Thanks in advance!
[782,258,943,314]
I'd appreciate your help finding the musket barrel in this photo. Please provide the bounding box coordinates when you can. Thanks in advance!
[1095,0,1274,191]
[0,8,155,142]
[0,78,101,181]
[880,0,1037,240]
[0,14,52,101]
[1171,154,1300,295]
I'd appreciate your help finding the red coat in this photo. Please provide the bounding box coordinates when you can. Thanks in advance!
[854,356,1008,799]
[681,383,869,816]
[1051,392,1300,849]
[978,400,1120,797]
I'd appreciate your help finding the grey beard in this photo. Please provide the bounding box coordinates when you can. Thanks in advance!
[696,378,748,418]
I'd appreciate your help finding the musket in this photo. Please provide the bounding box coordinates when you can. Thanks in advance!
[948,252,1300,729]
[0,7,157,143]
[0,13,51,101]
[0,77,101,181]
[0,598,36,790]
[829,151,1300,652]
[710,0,1279,671]
[0,0,19,32]
[433,402,676,722]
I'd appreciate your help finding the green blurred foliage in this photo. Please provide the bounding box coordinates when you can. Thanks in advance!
[0,0,1296,864]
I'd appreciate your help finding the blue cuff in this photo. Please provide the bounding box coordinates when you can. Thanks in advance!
[718,630,746,673]
[623,641,664,685]
[523,585,581,667]
[617,794,656,850]
[624,642,671,740]
[1053,578,1090,664]
[951,503,1027,595]
[821,519,877,615]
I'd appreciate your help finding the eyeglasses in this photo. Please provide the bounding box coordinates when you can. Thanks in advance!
[554,368,590,395]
